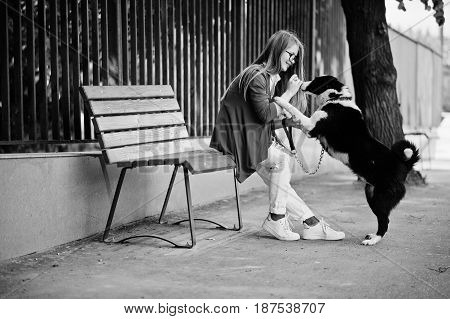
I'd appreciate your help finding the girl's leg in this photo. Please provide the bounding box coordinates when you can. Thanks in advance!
[256,143,300,240]
[257,141,345,241]
[256,143,314,222]
[256,143,292,216]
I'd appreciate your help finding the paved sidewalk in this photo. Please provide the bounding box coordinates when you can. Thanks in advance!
[0,166,448,299]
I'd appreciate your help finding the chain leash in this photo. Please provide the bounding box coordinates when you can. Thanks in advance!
[292,147,325,175]
[273,136,325,175]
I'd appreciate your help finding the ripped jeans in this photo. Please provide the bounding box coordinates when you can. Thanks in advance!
[256,137,315,222]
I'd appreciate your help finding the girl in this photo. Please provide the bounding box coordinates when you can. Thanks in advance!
[210,30,344,241]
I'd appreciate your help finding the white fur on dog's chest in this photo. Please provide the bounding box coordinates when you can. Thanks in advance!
[324,99,361,112]
[319,137,350,165]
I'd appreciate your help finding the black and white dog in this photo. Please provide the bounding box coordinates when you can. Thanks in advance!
[274,75,419,245]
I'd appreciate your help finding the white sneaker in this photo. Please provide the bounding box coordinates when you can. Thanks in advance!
[302,218,345,241]
[262,215,300,241]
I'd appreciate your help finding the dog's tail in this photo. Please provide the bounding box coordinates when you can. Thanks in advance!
[391,140,420,169]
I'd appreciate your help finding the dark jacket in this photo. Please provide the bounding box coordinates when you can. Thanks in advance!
[210,67,283,183]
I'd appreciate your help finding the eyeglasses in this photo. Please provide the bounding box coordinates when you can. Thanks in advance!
[285,50,298,62]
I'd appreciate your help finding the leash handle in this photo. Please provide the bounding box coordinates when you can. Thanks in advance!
[281,119,296,153]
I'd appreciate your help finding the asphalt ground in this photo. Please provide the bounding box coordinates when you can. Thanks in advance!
[0,167,448,299]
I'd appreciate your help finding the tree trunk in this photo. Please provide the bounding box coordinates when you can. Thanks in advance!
[341,0,425,185]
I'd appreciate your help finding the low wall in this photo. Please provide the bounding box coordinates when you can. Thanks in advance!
[0,137,347,261]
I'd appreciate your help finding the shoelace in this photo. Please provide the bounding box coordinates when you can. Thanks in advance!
[281,217,295,233]
[319,218,332,232]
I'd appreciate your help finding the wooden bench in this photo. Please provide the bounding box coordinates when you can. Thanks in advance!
[80,85,242,248]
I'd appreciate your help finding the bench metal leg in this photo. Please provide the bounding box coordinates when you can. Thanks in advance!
[183,165,196,247]
[173,168,243,231]
[159,164,180,223]
[233,168,243,230]
[98,156,112,200]
[110,165,194,249]
[106,166,239,248]
[103,167,129,241]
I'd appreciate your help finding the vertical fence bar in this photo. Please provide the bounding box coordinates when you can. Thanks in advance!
[138,0,145,84]
[26,0,37,140]
[168,0,175,90]
[81,0,89,86]
[61,0,71,139]
[238,0,244,72]
[122,0,129,85]
[101,0,109,85]
[254,0,259,63]
[0,0,10,141]
[92,0,100,85]
[310,0,316,79]
[12,0,24,140]
[253,0,257,56]
[273,0,277,32]
[154,0,161,84]
[182,0,190,125]
[232,0,239,76]
[246,0,251,64]
[256,0,261,54]
[276,0,281,32]
[296,0,299,42]
[71,0,81,139]
[81,0,91,139]
[146,0,153,84]
[114,0,122,85]
[50,0,59,140]
[262,0,267,42]
[225,0,231,85]
[175,0,183,112]
[202,0,208,135]
[214,0,219,121]
[270,0,275,36]
[208,0,215,132]
[81,0,90,88]
[195,0,202,136]
[38,0,48,140]
[161,0,168,85]
[189,0,196,135]
[220,0,226,95]
[130,0,137,84]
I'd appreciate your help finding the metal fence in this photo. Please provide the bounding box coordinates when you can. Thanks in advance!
[389,26,443,130]
[0,0,348,148]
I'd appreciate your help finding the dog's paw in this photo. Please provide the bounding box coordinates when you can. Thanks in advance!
[361,234,382,246]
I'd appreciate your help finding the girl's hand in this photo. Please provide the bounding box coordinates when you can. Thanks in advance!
[286,74,302,95]
[281,109,292,119]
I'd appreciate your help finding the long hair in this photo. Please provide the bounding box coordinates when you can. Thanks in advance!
[237,30,307,112]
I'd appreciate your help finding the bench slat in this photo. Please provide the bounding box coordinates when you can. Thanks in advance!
[81,85,174,100]
[183,152,236,174]
[117,150,236,173]
[105,138,210,164]
[90,98,180,116]
[94,112,185,132]
[101,126,189,148]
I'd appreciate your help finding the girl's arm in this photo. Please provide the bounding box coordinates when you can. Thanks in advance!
[273,96,313,130]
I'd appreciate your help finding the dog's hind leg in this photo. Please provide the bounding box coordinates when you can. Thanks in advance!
[362,183,399,245]
[362,184,382,245]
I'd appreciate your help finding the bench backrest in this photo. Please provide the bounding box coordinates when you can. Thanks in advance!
[80,85,204,165]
